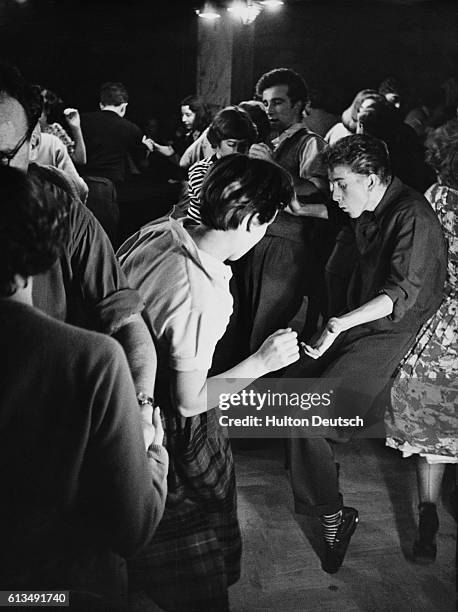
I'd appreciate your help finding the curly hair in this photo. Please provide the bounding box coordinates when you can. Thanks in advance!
[0,167,69,297]
[255,68,308,112]
[0,63,42,133]
[200,154,294,231]
[180,95,212,133]
[425,118,458,190]
[323,134,392,185]
[38,87,64,123]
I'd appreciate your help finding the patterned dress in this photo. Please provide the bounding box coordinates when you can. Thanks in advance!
[42,122,75,156]
[386,183,458,462]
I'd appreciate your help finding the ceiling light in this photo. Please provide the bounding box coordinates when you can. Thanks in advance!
[195,4,221,20]
[227,1,262,25]
[260,0,284,8]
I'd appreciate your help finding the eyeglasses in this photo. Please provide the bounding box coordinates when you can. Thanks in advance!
[0,131,30,166]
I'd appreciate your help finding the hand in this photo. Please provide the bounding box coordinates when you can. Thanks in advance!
[153,142,175,157]
[140,405,164,449]
[301,317,344,359]
[142,136,155,152]
[284,196,302,216]
[63,108,81,129]
[248,143,273,161]
[255,328,299,372]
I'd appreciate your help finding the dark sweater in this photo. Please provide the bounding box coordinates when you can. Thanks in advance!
[0,300,167,603]
[81,110,144,184]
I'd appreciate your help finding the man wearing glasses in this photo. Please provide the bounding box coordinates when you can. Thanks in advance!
[0,63,157,408]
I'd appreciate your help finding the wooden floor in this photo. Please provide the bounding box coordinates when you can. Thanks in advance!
[229,439,456,612]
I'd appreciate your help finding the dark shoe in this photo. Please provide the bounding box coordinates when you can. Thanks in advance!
[413,502,439,564]
[321,507,359,574]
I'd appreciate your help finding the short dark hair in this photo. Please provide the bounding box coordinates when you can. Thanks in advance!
[200,154,294,230]
[357,98,399,141]
[343,89,385,130]
[207,106,257,148]
[425,118,458,190]
[0,63,42,133]
[237,100,271,144]
[0,167,68,297]
[180,95,212,133]
[255,68,308,112]
[378,76,403,98]
[323,134,392,185]
[100,82,129,106]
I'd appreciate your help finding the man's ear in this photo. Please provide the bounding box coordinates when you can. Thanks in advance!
[292,99,303,118]
[367,173,379,190]
[303,100,312,117]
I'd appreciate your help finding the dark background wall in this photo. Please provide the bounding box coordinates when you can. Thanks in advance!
[0,0,456,128]
[0,0,198,131]
[252,0,457,111]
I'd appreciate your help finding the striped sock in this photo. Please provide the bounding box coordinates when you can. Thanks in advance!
[321,510,343,547]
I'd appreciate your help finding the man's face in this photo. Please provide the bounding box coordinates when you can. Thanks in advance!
[0,95,31,171]
[216,138,249,157]
[261,85,301,133]
[328,165,371,219]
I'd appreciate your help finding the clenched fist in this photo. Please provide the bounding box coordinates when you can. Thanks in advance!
[256,328,300,373]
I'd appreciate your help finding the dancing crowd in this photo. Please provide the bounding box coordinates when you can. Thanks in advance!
[0,61,456,610]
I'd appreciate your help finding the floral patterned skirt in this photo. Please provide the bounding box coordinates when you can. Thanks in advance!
[386,294,458,461]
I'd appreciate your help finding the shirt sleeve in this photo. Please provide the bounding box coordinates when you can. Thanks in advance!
[298,134,327,182]
[166,308,228,372]
[53,137,88,202]
[86,338,167,558]
[379,209,435,322]
[68,200,144,333]
[187,160,210,223]
[128,122,147,166]
[180,128,211,169]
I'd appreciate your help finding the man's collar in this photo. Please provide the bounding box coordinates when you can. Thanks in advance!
[272,123,308,151]
[372,177,404,218]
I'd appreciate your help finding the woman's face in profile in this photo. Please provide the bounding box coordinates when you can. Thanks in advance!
[181,105,196,130]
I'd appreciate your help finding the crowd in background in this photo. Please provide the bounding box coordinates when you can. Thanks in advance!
[0,61,457,611]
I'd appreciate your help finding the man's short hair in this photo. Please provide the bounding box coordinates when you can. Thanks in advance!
[0,167,68,297]
[255,68,308,111]
[100,82,129,106]
[323,134,392,185]
[207,106,257,148]
[0,63,42,133]
[378,76,403,98]
[200,154,294,230]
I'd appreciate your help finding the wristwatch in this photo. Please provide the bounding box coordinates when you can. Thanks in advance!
[137,392,155,408]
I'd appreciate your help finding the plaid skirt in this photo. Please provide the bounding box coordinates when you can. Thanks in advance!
[128,401,241,612]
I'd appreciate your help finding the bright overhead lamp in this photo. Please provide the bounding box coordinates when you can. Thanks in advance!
[195,4,222,20]
[227,1,262,25]
[260,0,284,8]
